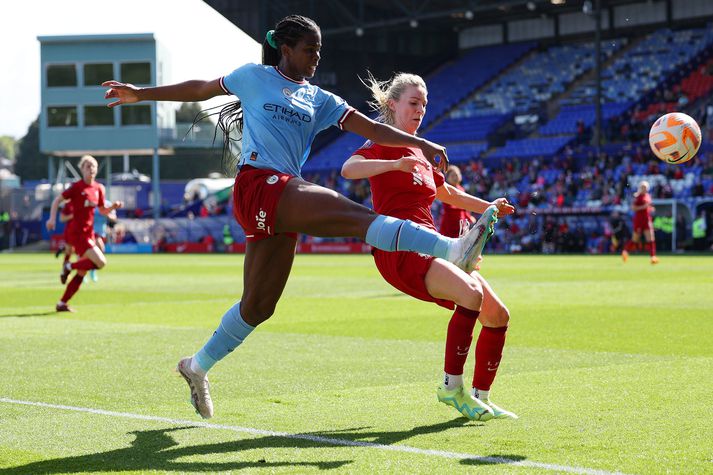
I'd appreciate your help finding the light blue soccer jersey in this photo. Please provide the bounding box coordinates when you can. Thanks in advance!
[220,64,354,176]
[93,209,107,237]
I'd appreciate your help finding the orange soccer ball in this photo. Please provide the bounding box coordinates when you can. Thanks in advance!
[648,112,702,165]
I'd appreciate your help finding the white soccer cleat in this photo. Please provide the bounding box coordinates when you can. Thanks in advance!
[176,357,214,419]
[449,205,499,272]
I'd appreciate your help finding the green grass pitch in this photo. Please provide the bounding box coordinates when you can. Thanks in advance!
[1,253,712,474]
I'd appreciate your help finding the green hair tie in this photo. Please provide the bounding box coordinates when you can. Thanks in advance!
[266,30,277,49]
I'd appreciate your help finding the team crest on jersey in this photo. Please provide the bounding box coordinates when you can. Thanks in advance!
[266,175,279,185]
[282,87,293,97]
[81,190,98,208]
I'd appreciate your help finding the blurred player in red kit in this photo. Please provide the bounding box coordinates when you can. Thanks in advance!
[46,155,123,311]
[622,180,658,264]
[439,165,475,238]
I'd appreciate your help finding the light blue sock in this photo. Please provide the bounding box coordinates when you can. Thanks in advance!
[193,301,254,373]
[365,215,453,259]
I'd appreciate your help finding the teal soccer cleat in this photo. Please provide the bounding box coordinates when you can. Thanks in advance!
[483,399,519,419]
[437,385,494,421]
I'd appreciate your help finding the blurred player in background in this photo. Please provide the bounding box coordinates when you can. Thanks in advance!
[55,201,75,270]
[439,165,475,238]
[103,15,490,420]
[342,72,518,421]
[609,210,630,255]
[46,155,123,311]
[622,180,658,264]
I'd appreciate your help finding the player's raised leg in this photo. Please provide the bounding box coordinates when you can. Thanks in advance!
[274,177,488,271]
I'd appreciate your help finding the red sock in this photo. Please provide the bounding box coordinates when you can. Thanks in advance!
[71,258,97,271]
[63,253,70,265]
[444,306,479,376]
[473,325,508,391]
[646,241,656,257]
[60,274,84,303]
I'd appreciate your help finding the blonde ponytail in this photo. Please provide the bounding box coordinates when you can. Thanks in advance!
[361,71,426,126]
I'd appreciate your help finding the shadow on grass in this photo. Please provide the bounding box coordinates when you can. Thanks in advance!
[0,311,57,318]
[2,418,527,473]
[306,416,475,446]
[305,419,527,466]
[461,453,528,467]
[1,426,351,474]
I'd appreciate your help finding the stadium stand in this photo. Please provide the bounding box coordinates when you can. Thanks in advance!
[304,41,535,172]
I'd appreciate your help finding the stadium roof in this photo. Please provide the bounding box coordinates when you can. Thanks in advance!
[204,0,644,40]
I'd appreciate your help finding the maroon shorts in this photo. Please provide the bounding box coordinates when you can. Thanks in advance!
[633,216,652,234]
[373,249,454,310]
[233,165,297,242]
[66,231,97,256]
[440,218,471,238]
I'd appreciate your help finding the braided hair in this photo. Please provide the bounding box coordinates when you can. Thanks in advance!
[262,15,320,66]
[193,15,320,175]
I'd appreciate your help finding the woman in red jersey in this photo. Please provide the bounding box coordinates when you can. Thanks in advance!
[622,180,658,264]
[342,72,518,421]
[439,164,475,238]
[46,155,123,311]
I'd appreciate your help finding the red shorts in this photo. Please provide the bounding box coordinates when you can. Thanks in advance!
[373,249,454,310]
[440,218,470,238]
[233,165,297,242]
[633,216,652,234]
[66,231,97,256]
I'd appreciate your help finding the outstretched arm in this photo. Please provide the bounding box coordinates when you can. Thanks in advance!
[436,183,515,216]
[341,111,449,172]
[341,154,424,179]
[102,79,225,107]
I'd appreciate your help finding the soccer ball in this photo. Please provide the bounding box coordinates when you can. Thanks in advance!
[648,112,702,165]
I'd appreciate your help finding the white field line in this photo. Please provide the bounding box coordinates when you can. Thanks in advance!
[1,397,629,475]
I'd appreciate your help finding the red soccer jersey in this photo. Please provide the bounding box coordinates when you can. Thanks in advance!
[633,192,652,221]
[439,184,473,237]
[354,141,444,230]
[60,201,73,218]
[61,179,105,236]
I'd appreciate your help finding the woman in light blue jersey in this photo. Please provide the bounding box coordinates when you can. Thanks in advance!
[103,15,491,419]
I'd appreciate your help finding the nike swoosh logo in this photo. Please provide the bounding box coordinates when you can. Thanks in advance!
[487,362,500,372]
